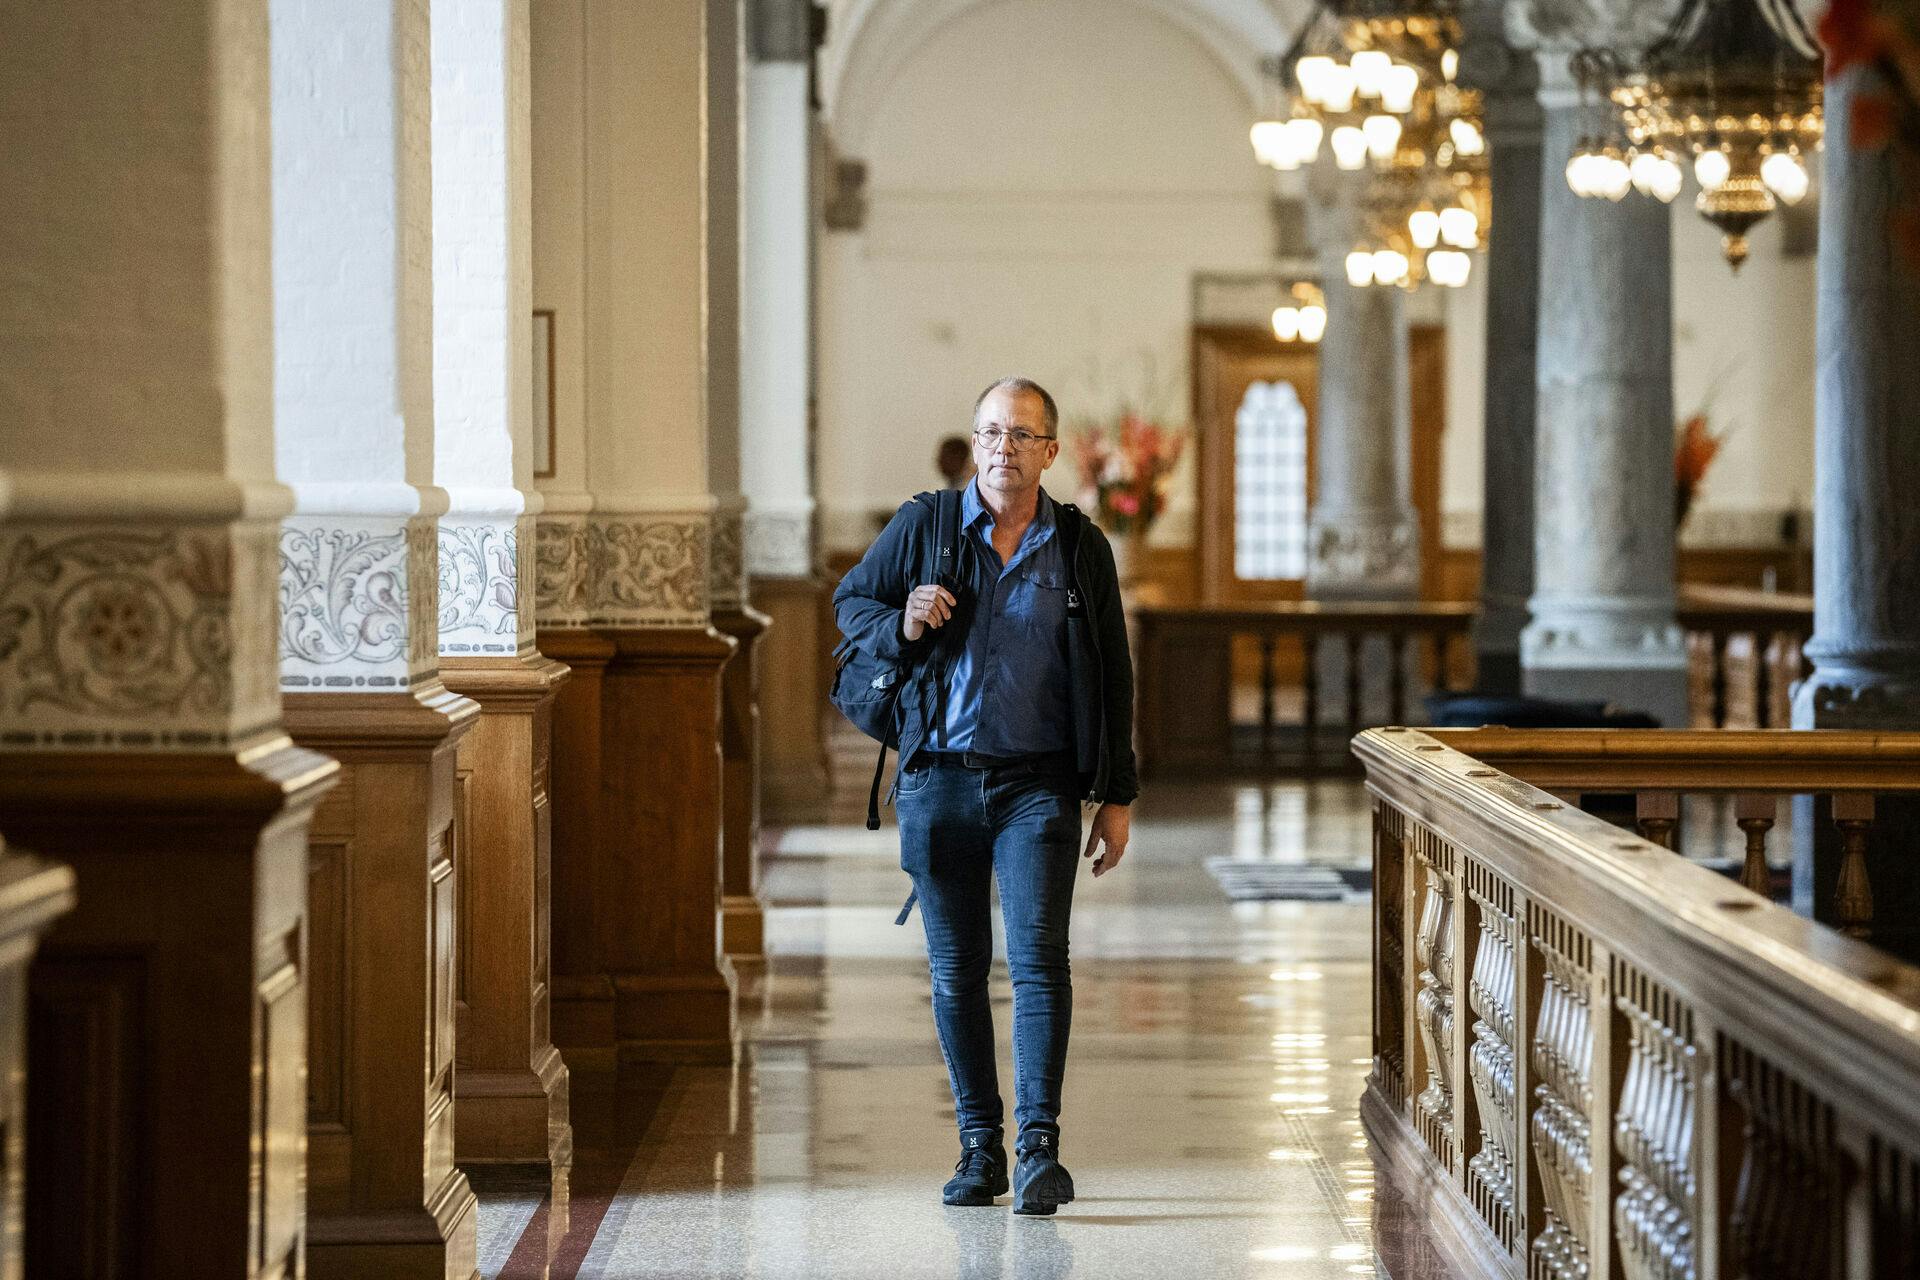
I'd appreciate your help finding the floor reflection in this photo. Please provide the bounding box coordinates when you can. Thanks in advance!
[479,771,1409,1279]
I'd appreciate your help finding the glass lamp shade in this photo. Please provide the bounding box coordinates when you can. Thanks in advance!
[1330,125,1369,170]
[1286,117,1324,163]
[1629,149,1664,196]
[1372,249,1409,285]
[1362,114,1403,161]
[1597,150,1633,201]
[1566,150,1592,197]
[1351,50,1391,98]
[1438,205,1479,248]
[1345,251,1376,287]
[1649,153,1684,203]
[1295,55,1336,105]
[1761,149,1810,204]
[1441,48,1459,82]
[1427,249,1471,287]
[1409,207,1441,249]
[1381,65,1420,114]
[1272,306,1302,342]
[1250,120,1288,167]
[1297,305,1327,342]
[1695,147,1731,191]
[1319,64,1358,113]
[1448,118,1485,157]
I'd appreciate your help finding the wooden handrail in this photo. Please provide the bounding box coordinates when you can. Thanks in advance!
[1422,727,1920,793]
[1134,599,1477,632]
[1356,725,1920,1279]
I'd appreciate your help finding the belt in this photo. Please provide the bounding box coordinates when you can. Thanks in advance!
[917,749,1076,771]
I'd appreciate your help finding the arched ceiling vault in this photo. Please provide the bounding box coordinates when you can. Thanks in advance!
[821,0,1315,149]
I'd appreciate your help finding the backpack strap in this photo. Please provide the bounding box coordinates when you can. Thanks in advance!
[869,489,968,836]
[1057,500,1086,616]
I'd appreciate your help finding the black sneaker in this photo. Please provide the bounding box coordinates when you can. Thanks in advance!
[1012,1130,1075,1216]
[942,1129,1008,1206]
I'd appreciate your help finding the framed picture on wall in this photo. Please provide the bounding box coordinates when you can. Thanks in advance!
[533,309,556,478]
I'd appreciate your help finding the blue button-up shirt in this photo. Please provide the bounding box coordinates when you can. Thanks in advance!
[937,482,1074,756]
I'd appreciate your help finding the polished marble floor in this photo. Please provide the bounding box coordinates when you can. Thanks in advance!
[478,759,1424,1279]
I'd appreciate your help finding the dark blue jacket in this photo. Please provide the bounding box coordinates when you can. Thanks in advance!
[833,490,1140,807]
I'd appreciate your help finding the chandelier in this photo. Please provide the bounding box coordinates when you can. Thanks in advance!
[1564,0,1823,269]
[1251,0,1489,290]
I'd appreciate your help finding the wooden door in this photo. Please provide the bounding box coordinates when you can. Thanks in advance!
[1194,325,1319,607]
[1194,323,1446,605]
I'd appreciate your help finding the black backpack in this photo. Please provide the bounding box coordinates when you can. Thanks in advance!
[830,489,965,830]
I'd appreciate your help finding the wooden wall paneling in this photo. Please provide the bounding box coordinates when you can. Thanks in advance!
[711,607,771,958]
[751,576,832,811]
[540,629,618,1071]
[286,688,481,1280]
[0,844,74,1280]
[2,745,336,1279]
[439,654,573,1270]
[588,627,738,1066]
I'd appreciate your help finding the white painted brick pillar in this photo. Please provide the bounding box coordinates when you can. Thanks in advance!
[741,13,816,579]
[0,0,287,752]
[271,0,446,692]
[432,0,539,655]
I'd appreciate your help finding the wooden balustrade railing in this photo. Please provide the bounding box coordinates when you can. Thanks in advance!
[1134,601,1474,776]
[1676,585,1812,728]
[1358,726,1920,1280]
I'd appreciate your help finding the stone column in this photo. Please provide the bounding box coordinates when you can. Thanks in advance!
[534,0,739,1067]
[429,0,573,1254]
[1511,15,1686,727]
[1461,8,1542,694]
[1790,64,1920,936]
[0,2,338,1272]
[743,0,830,811]
[269,3,479,1274]
[1306,197,1421,599]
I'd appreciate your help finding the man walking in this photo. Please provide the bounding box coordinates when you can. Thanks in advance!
[833,377,1137,1216]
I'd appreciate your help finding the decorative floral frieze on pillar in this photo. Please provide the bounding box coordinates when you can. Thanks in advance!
[438,515,534,657]
[0,520,282,751]
[534,512,711,631]
[710,500,747,612]
[279,517,442,691]
[744,507,813,578]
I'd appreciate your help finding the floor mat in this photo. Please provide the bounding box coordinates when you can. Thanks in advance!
[1204,858,1372,902]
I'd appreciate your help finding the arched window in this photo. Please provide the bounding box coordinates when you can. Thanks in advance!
[1233,379,1310,581]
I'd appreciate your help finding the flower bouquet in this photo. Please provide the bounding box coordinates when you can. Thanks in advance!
[1070,411,1188,583]
[1674,410,1728,530]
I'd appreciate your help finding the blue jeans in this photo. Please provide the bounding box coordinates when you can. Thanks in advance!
[895,755,1082,1140]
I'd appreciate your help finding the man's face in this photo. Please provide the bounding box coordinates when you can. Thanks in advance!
[971,388,1058,499]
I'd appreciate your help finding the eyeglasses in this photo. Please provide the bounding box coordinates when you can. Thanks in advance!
[973,426,1056,452]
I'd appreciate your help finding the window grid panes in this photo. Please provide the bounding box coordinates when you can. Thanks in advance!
[1233,380,1309,581]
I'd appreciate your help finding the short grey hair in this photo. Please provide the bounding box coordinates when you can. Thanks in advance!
[971,377,1059,436]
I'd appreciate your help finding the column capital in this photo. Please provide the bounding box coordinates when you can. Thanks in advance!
[1503,0,1678,58]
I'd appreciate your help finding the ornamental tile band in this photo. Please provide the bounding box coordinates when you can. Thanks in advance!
[279,517,439,690]
[535,513,711,629]
[710,507,746,611]
[0,520,282,751]
[438,516,521,657]
[745,509,813,578]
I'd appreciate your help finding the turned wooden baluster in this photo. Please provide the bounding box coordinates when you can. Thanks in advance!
[1709,630,1730,728]
[1735,793,1776,898]
[1258,633,1277,768]
[1430,632,1450,695]
[1831,792,1875,939]
[1636,791,1680,850]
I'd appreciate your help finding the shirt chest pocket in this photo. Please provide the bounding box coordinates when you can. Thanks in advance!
[1005,565,1068,639]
